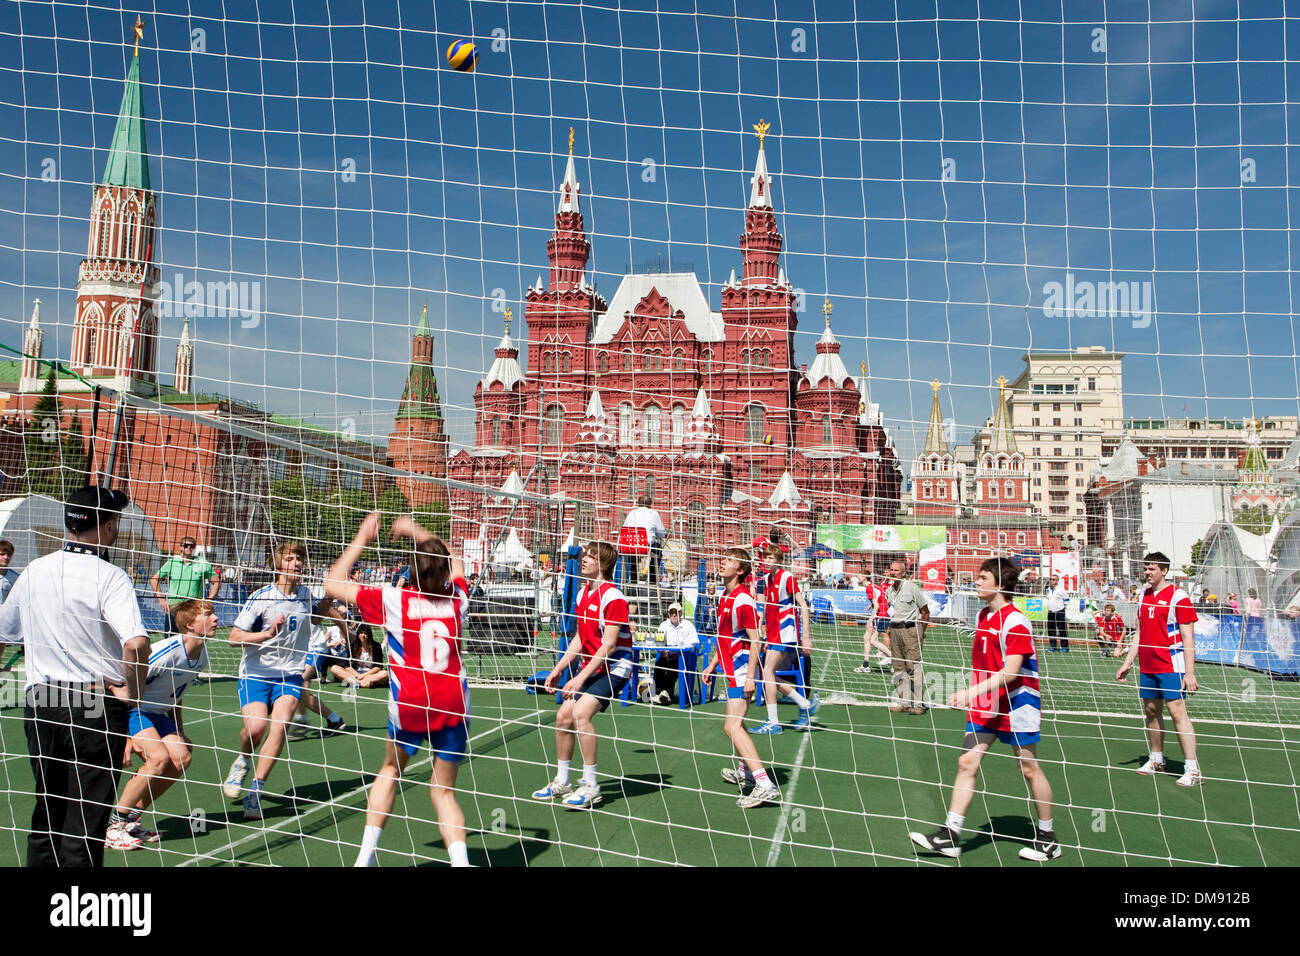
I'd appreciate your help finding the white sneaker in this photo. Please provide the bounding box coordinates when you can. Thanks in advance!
[852,664,872,674]
[720,767,754,789]
[1176,769,1205,788]
[105,821,143,851]
[242,787,263,821]
[1136,757,1167,776]
[530,779,575,801]
[736,785,781,809]
[562,783,603,810]
[223,757,249,799]
[287,715,312,740]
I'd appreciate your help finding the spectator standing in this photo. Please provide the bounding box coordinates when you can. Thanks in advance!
[0,486,150,866]
[1044,575,1069,652]
[150,535,221,633]
[622,494,668,586]
[885,560,930,714]
[0,539,19,604]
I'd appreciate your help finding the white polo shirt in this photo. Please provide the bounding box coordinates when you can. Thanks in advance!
[655,616,699,649]
[0,543,147,690]
[622,506,667,546]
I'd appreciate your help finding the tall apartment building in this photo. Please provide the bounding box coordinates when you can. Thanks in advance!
[996,347,1126,543]
[1114,416,1298,472]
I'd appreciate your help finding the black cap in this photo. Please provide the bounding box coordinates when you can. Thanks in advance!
[65,485,130,533]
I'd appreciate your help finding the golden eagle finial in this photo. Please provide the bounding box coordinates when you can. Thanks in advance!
[132,15,145,55]
[503,307,513,336]
[753,119,771,149]
[930,379,942,394]
[568,127,575,155]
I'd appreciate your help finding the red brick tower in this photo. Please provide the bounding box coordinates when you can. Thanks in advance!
[387,304,449,507]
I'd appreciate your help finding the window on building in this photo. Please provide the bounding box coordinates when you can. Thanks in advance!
[702,349,712,374]
[938,482,947,499]
[1033,477,1041,486]
[545,404,563,446]
[960,532,969,544]
[671,405,685,446]
[1075,447,1083,456]
[979,531,989,545]
[1065,384,1076,394]
[1053,448,1062,457]
[922,481,932,499]
[1053,418,1061,426]
[562,352,571,373]
[645,474,655,501]
[543,352,553,373]
[629,476,638,503]
[1052,403,1061,411]
[644,405,661,446]
[623,350,633,370]
[1074,403,1082,411]
[575,501,594,539]
[1017,532,1026,546]
[746,404,766,444]
[762,350,771,367]
[1033,493,1041,502]
[687,501,704,546]
[989,481,999,499]
[674,349,684,370]
[750,460,761,481]
[1087,378,1096,391]
[998,532,1007,545]
[1075,462,1084,470]
[619,403,634,445]
[1004,479,1015,498]
[1032,418,1040,426]
[597,353,607,374]
[822,415,832,444]
[741,348,750,367]
[1032,402,1040,411]
[491,417,501,445]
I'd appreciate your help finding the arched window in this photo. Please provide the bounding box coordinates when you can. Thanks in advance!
[645,474,655,501]
[97,207,113,257]
[598,353,607,374]
[545,404,563,446]
[86,326,97,365]
[687,501,705,546]
[673,349,684,370]
[623,350,633,371]
[702,349,712,374]
[671,405,685,447]
[543,352,553,373]
[741,349,750,367]
[576,501,595,539]
[745,404,766,444]
[123,208,137,259]
[562,352,571,373]
[491,417,501,445]
[761,350,771,368]
[822,414,832,444]
[1004,479,1015,499]
[644,404,661,447]
[628,477,637,503]
[619,403,635,446]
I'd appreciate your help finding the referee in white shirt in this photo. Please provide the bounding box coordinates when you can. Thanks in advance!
[0,486,150,867]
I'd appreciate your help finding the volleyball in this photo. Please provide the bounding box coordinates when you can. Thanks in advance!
[446,39,478,72]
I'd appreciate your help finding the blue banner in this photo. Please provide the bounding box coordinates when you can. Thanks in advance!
[1192,613,1241,666]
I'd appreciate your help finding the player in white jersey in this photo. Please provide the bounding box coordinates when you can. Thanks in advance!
[222,540,330,820]
[106,599,216,850]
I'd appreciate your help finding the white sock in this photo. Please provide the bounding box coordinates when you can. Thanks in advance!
[448,841,470,867]
[1150,751,1165,764]
[787,690,810,709]
[737,761,750,779]
[1185,759,1200,773]
[945,812,965,834]
[582,764,598,786]
[1037,817,1054,834]
[555,759,571,785]
[766,701,779,723]
[753,768,772,789]
[355,825,383,867]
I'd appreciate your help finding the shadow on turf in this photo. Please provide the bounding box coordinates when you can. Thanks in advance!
[418,824,552,867]
[911,814,1038,859]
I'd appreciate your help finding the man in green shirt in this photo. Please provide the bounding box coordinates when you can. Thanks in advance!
[150,536,221,633]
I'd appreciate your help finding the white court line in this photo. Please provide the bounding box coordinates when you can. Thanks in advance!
[765,731,811,867]
[177,715,530,866]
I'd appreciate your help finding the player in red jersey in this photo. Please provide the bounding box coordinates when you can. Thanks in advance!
[530,540,634,810]
[326,512,472,867]
[1116,552,1202,787]
[700,547,781,809]
[910,557,1060,861]
[1094,603,1127,658]
[750,540,817,734]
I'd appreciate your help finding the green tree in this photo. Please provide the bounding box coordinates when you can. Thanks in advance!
[1183,538,1204,577]
[24,368,80,498]
[267,474,317,545]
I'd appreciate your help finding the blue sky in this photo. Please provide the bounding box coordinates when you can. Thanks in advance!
[2,0,1299,468]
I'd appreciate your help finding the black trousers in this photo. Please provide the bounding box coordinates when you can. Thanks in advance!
[1048,609,1068,648]
[653,651,685,698]
[24,687,129,867]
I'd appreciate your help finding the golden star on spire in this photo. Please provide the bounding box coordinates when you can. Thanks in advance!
[503,306,513,335]
[753,119,770,149]
[133,14,145,55]
[568,127,575,155]
[930,379,942,394]
[860,361,867,377]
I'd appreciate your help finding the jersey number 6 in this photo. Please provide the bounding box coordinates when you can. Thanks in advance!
[418,618,452,673]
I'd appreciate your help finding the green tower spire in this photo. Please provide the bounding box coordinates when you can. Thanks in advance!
[101,16,152,191]
[396,304,443,421]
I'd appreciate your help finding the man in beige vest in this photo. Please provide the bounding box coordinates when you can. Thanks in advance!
[885,560,930,714]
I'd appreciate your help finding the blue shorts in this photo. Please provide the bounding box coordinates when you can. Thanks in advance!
[129,709,179,739]
[389,719,469,762]
[965,721,1040,748]
[303,652,322,673]
[723,652,752,700]
[580,670,631,713]
[1139,671,1186,700]
[238,674,304,709]
[875,617,891,634]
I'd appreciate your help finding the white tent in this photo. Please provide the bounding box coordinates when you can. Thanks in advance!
[0,493,161,582]
[492,527,534,570]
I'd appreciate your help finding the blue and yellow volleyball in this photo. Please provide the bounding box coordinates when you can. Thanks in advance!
[763,433,774,445]
[446,39,478,72]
